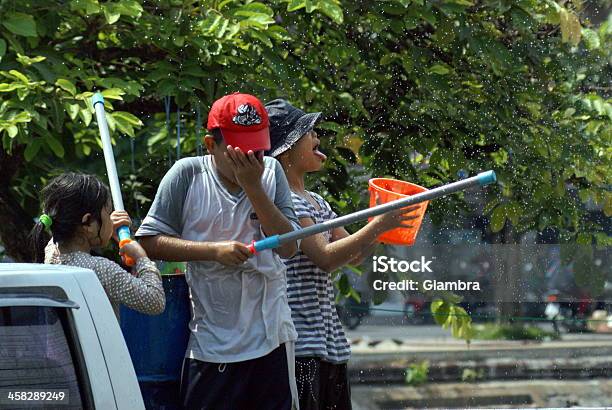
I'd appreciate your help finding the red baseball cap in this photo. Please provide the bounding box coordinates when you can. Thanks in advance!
[207,93,271,152]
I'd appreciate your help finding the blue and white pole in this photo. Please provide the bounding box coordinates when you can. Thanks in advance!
[92,92,134,265]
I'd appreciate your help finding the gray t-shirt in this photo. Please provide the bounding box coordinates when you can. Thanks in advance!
[136,155,299,363]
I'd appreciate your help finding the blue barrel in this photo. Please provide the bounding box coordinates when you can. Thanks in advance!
[120,272,190,410]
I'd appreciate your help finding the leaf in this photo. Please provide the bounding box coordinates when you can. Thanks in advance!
[71,0,101,14]
[0,40,6,59]
[79,108,92,126]
[237,2,274,15]
[446,0,473,5]
[286,0,306,11]
[592,98,605,116]
[200,15,223,35]
[581,28,600,49]
[16,88,29,101]
[16,54,46,66]
[211,19,229,38]
[47,98,63,132]
[56,79,77,96]
[505,202,520,225]
[45,136,65,157]
[9,70,29,84]
[483,198,499,215]
[380,53,399,65]
[112,112,136,137]
[560,8,581,46]
[157,79,176,96]
[604,193,612,217]
[490,205,506,232]
[305,0,317,13]
[103,4,121,24]
[2,13,38,37]
[429,64,451,75]
[11,111,32,123]
[338,273,351,296]
[402,55,414,73]
[235,11,275,27]
[419,6,438,26]
[113,111,143,126]
[64,103,80,120]
[101,88,125,100]
[116,122,135,137]
[24,139,41,161]
[317,0,344,24]
[105,112,116,132]
[6,125,18,138]
[348,287,361,303]
[576,232,592,245]
[75,91,94,101]
[250,31,273,47]
[116,0,143,18]
[173,36,185,47]
[431,299,451,326]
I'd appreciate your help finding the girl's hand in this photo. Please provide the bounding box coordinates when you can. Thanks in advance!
[119,240,148,262]
[111,211,132,242]
[371,193,420,234]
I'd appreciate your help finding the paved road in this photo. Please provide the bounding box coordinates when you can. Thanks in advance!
[346,319,612,343]
[345,305,612,409]
[347,323,453,341]
[352,379,612,409]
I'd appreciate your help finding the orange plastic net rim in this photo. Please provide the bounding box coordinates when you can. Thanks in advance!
[368,177,429,195]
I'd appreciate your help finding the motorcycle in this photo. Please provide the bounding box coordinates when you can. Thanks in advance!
[403,294,429,325]
[336,296,370,330]
[545,289,594,333]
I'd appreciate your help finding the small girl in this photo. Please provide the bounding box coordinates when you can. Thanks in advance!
[30,172,165,316]
[265,99,418,410]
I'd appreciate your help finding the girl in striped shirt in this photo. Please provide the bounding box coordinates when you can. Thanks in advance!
[265,99,418,410]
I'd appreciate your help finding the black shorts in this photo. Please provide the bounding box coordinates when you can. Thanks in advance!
[180,344,292,410]
[295,357,352,410]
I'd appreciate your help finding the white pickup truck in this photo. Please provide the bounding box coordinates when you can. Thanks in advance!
[0,264,145,409]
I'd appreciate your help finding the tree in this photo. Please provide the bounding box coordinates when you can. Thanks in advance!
[1,1,609,332]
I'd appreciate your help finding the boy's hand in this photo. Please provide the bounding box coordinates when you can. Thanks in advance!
[371,193,420,234]
[213,241,252,266]
[111,210,132,242]
[225,145,264,189]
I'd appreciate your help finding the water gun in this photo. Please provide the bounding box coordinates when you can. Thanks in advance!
[92,93,135,266]
[246,171,497,254]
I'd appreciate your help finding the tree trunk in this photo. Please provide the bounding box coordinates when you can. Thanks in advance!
[494,224,523,323]
[0,146,33,262]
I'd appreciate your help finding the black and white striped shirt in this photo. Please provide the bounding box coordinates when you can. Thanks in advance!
[284,191,351,363]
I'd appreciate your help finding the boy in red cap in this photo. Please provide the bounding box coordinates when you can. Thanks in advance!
[137,93,300,409]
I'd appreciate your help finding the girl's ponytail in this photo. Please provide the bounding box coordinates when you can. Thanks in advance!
[29,215,52,263]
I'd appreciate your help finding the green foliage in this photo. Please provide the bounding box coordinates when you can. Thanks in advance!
[472,323,559,341]
[431,298,474,341]
[405,360,429,386]
[334,264,363,303]
[0,1,608,272]
[461,368,485,382]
